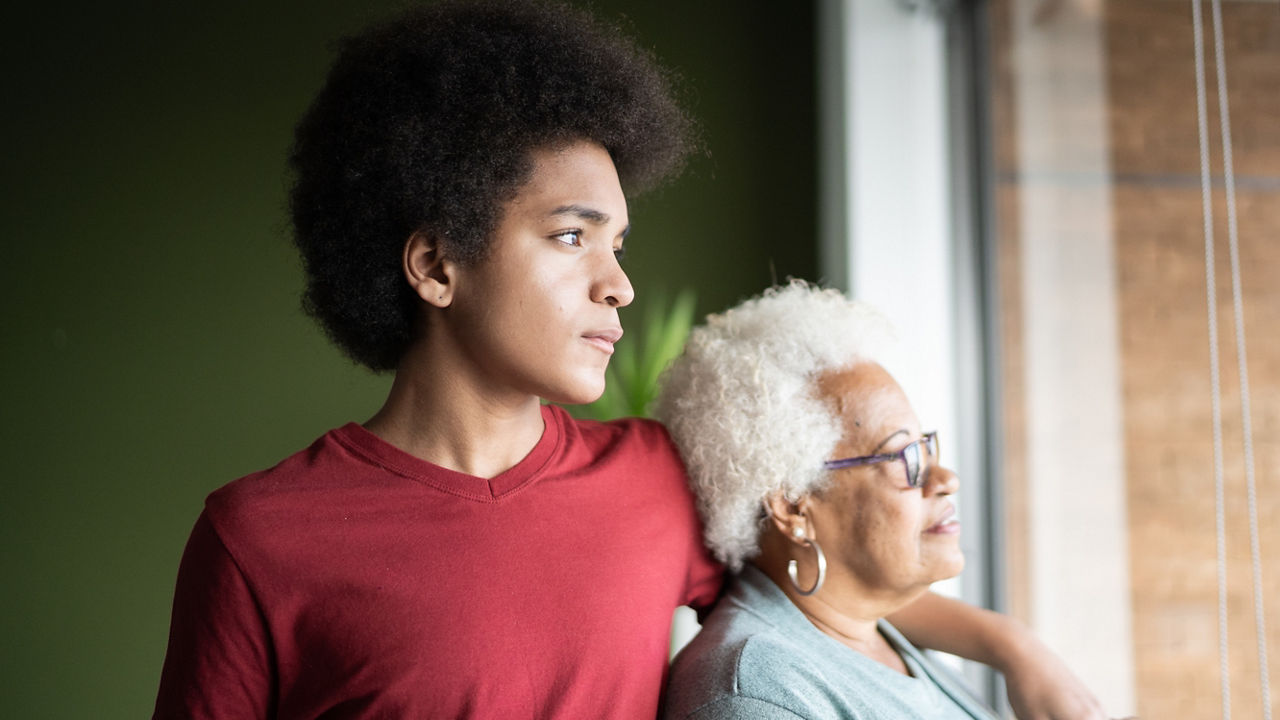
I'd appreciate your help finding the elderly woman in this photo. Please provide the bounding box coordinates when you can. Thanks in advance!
[658,284,1054,719]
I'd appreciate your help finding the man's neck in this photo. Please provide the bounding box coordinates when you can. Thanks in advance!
[363,342,546,479]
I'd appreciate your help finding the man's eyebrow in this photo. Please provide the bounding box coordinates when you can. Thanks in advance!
[549,204,630,238]
[549,204,610,224]
[872,429,909,453]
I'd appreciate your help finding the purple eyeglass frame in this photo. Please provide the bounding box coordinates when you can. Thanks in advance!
[822,431,939,488]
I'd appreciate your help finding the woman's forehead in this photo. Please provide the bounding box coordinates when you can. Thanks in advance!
[816,363,918,445]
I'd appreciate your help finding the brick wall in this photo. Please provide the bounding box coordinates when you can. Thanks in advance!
[989,1,1279,717]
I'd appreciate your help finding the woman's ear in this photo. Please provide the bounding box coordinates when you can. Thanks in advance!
[403,229,455,308]
[764,492,812,545]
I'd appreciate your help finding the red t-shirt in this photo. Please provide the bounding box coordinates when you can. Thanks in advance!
[154,405,722,719]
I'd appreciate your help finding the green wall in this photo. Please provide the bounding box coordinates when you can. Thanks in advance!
[0,2,814,715]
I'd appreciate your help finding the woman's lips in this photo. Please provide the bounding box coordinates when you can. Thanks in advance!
[925,506,960,535]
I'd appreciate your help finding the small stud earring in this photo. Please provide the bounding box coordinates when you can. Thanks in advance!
[792,526,806,540]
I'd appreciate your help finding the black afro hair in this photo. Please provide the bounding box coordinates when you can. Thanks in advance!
[288,0,696,371]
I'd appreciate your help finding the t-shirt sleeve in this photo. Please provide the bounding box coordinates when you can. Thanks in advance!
[153,511,274,720]
[650,419,725,614]
[683,543,725,615]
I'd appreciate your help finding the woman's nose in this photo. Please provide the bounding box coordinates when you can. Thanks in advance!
[923,464,959,496]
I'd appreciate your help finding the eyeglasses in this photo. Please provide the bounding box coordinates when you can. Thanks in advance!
[822,432,939,489]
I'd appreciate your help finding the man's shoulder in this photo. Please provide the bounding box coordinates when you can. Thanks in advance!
[555,405,671,445]
[210,427,333,490]
[551,406,683,468]
[203,426,369,535]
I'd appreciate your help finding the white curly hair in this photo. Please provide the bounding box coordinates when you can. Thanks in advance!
[655,281,898,571]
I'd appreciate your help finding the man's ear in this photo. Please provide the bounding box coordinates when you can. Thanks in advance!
[764,491,813,545]
[403,229,456,308]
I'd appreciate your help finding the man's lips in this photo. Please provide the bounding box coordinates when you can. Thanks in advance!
[583,327,623,354]
[925,505,960,534]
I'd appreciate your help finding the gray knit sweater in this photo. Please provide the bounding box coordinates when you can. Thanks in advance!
[663,566,1000,720]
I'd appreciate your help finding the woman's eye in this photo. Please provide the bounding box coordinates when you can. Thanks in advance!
[552,230,583,247]
[613,246,626,262]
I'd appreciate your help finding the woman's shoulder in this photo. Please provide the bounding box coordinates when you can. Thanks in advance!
[665,600,838,719]
[670,694,808,720]
[665,631,842,719]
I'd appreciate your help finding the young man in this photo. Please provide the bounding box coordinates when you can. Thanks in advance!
[155,2,1105,718]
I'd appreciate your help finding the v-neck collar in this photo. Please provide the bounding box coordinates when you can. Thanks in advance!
[331,404,564,501]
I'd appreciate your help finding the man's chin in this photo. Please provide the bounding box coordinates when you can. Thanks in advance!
[544,381,607,408]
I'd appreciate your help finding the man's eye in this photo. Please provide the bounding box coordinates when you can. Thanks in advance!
[552,230,583,246]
